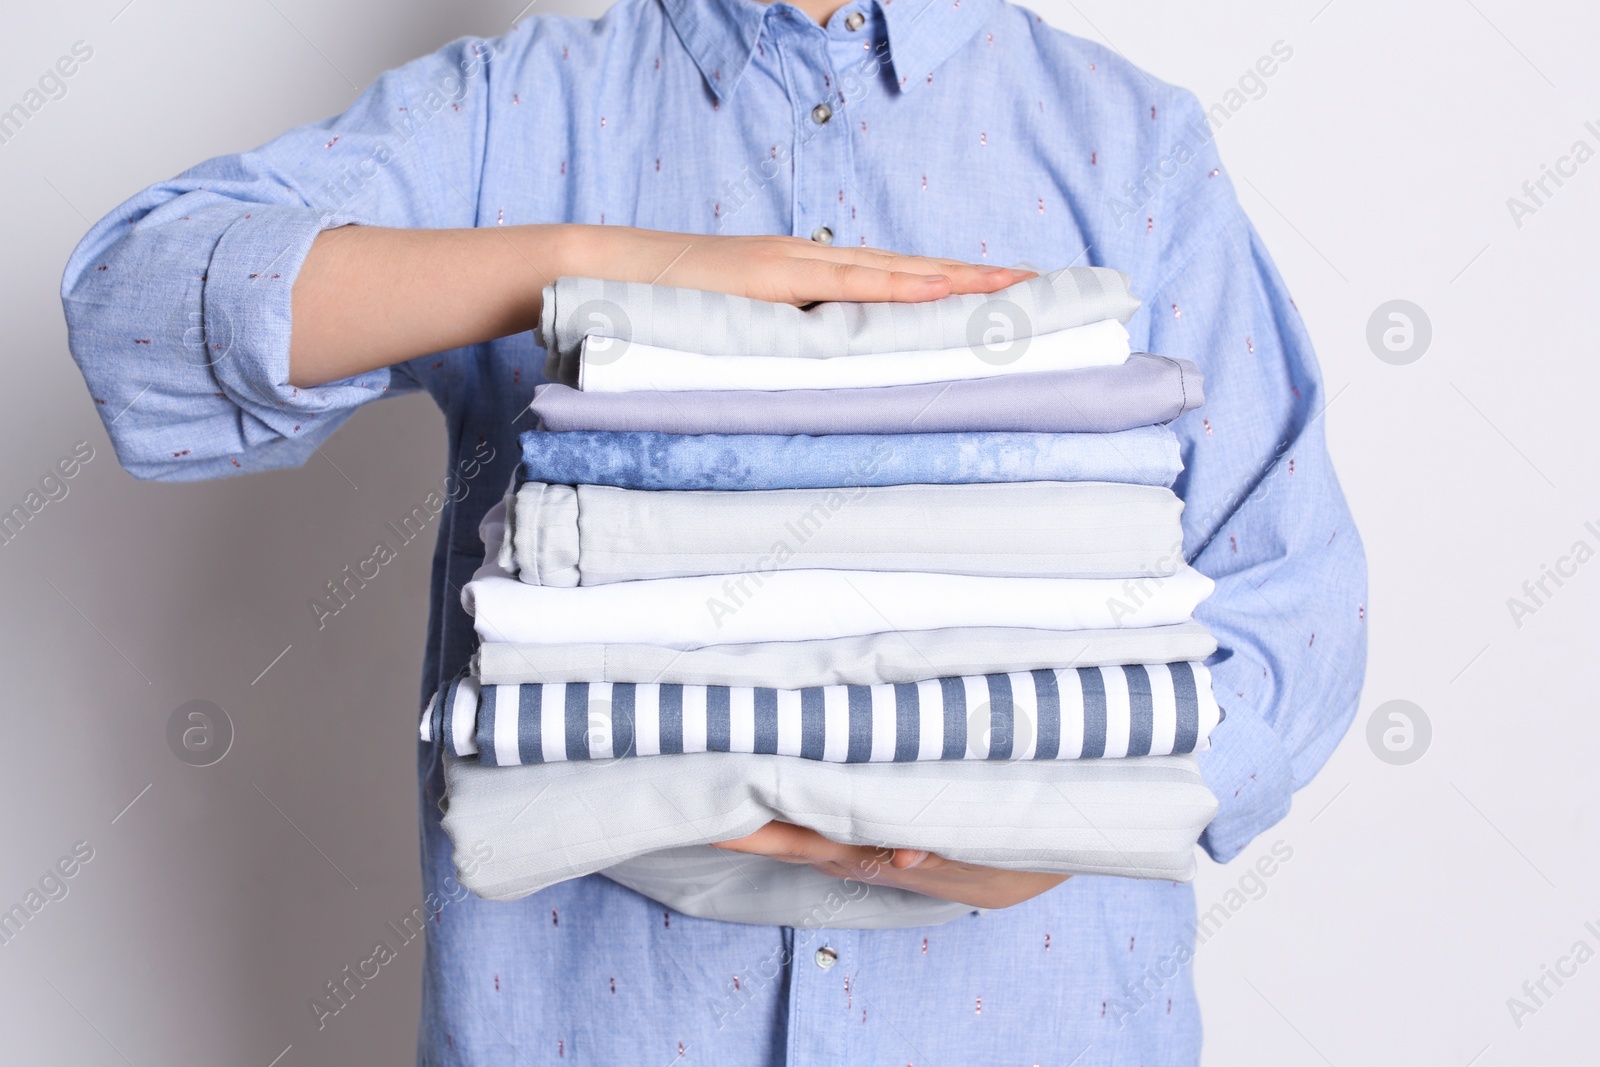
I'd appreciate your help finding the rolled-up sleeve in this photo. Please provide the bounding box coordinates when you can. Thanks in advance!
[61,36,498,481]
[1140,94,1369,862]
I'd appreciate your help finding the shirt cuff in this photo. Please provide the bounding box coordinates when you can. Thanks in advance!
[1196,695,1294,863]
[203,205,389,444]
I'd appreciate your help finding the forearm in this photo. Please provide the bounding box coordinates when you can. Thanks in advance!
[288,224,1026,388]
[289,223,584,388]
[65,33,525,477]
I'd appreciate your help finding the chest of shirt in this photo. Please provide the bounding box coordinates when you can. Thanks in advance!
[471,15,1155,294]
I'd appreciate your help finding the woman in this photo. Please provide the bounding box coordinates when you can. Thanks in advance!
[62,0,1366,1061]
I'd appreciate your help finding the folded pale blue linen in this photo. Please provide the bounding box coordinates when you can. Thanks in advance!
[518,426,1183,491]
[529,355,1202,435]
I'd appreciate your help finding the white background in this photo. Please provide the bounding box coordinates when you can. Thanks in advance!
[1,0,1596,1063]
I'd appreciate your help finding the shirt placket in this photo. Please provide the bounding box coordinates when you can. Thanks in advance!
[785,926,858,1065]
[773,14,850,246]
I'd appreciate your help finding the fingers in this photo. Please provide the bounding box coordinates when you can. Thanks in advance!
[931,262,1031,295]
[713,823,945,890]
[806,851,930,884]
[830,245,1038,286]
[618,229,1037,305]
[908,254,1038,291]
[713,823,1069,908]
[890,848,930,870]
[713,822,910,875]
[713,818,1076,910]
[643,232,1033,305]
[795,244,1033,298]
[713,822,869,864]
[777,259,950,304]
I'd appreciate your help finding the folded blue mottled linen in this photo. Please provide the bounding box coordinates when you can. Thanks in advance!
[518,426,1183,491]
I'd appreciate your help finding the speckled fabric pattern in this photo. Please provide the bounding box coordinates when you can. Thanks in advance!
[62,0,1368,1055]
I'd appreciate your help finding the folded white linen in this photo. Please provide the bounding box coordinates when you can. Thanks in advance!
[463,566,1214,648]
[471,621,1220,688]
[578,318,1131,392]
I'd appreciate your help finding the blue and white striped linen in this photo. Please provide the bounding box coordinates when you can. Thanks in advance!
[421,663,1222,766]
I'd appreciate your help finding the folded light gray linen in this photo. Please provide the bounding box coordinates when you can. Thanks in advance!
[529,354,1202,435]
[538,266,1141,386]
[501,480,1185,586]
[473,621,1219,688]
[440,751,1217,928]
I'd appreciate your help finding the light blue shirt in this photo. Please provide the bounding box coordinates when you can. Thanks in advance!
[61,0,1367,1061]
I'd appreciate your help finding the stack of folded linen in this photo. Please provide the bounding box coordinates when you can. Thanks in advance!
[423,268,1224,929]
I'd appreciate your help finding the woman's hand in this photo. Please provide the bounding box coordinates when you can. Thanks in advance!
[290,222,1031,387]
[713,821,1069,910]
[570,227,1033,306]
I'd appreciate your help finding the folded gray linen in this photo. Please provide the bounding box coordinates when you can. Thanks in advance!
[440,751,1217,928]
[472,620,1219,688]
[528,354,1202,435]
[538,266,1141,386]
[500,480,1185,586]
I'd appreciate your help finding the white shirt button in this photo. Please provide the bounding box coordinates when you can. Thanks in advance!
[810,226,834,245]
[811,102,832,125]
[844,11,866,31]
[814,946,839,969]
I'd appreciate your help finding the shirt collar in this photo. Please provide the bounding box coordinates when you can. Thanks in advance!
[877,0,1000,91]
[658,0,769,101]
[659,0,999,101]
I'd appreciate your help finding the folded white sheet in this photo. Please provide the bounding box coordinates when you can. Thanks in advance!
[471,621,1220,688]
[577,318,1131,392]
[463,565,1214,648]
